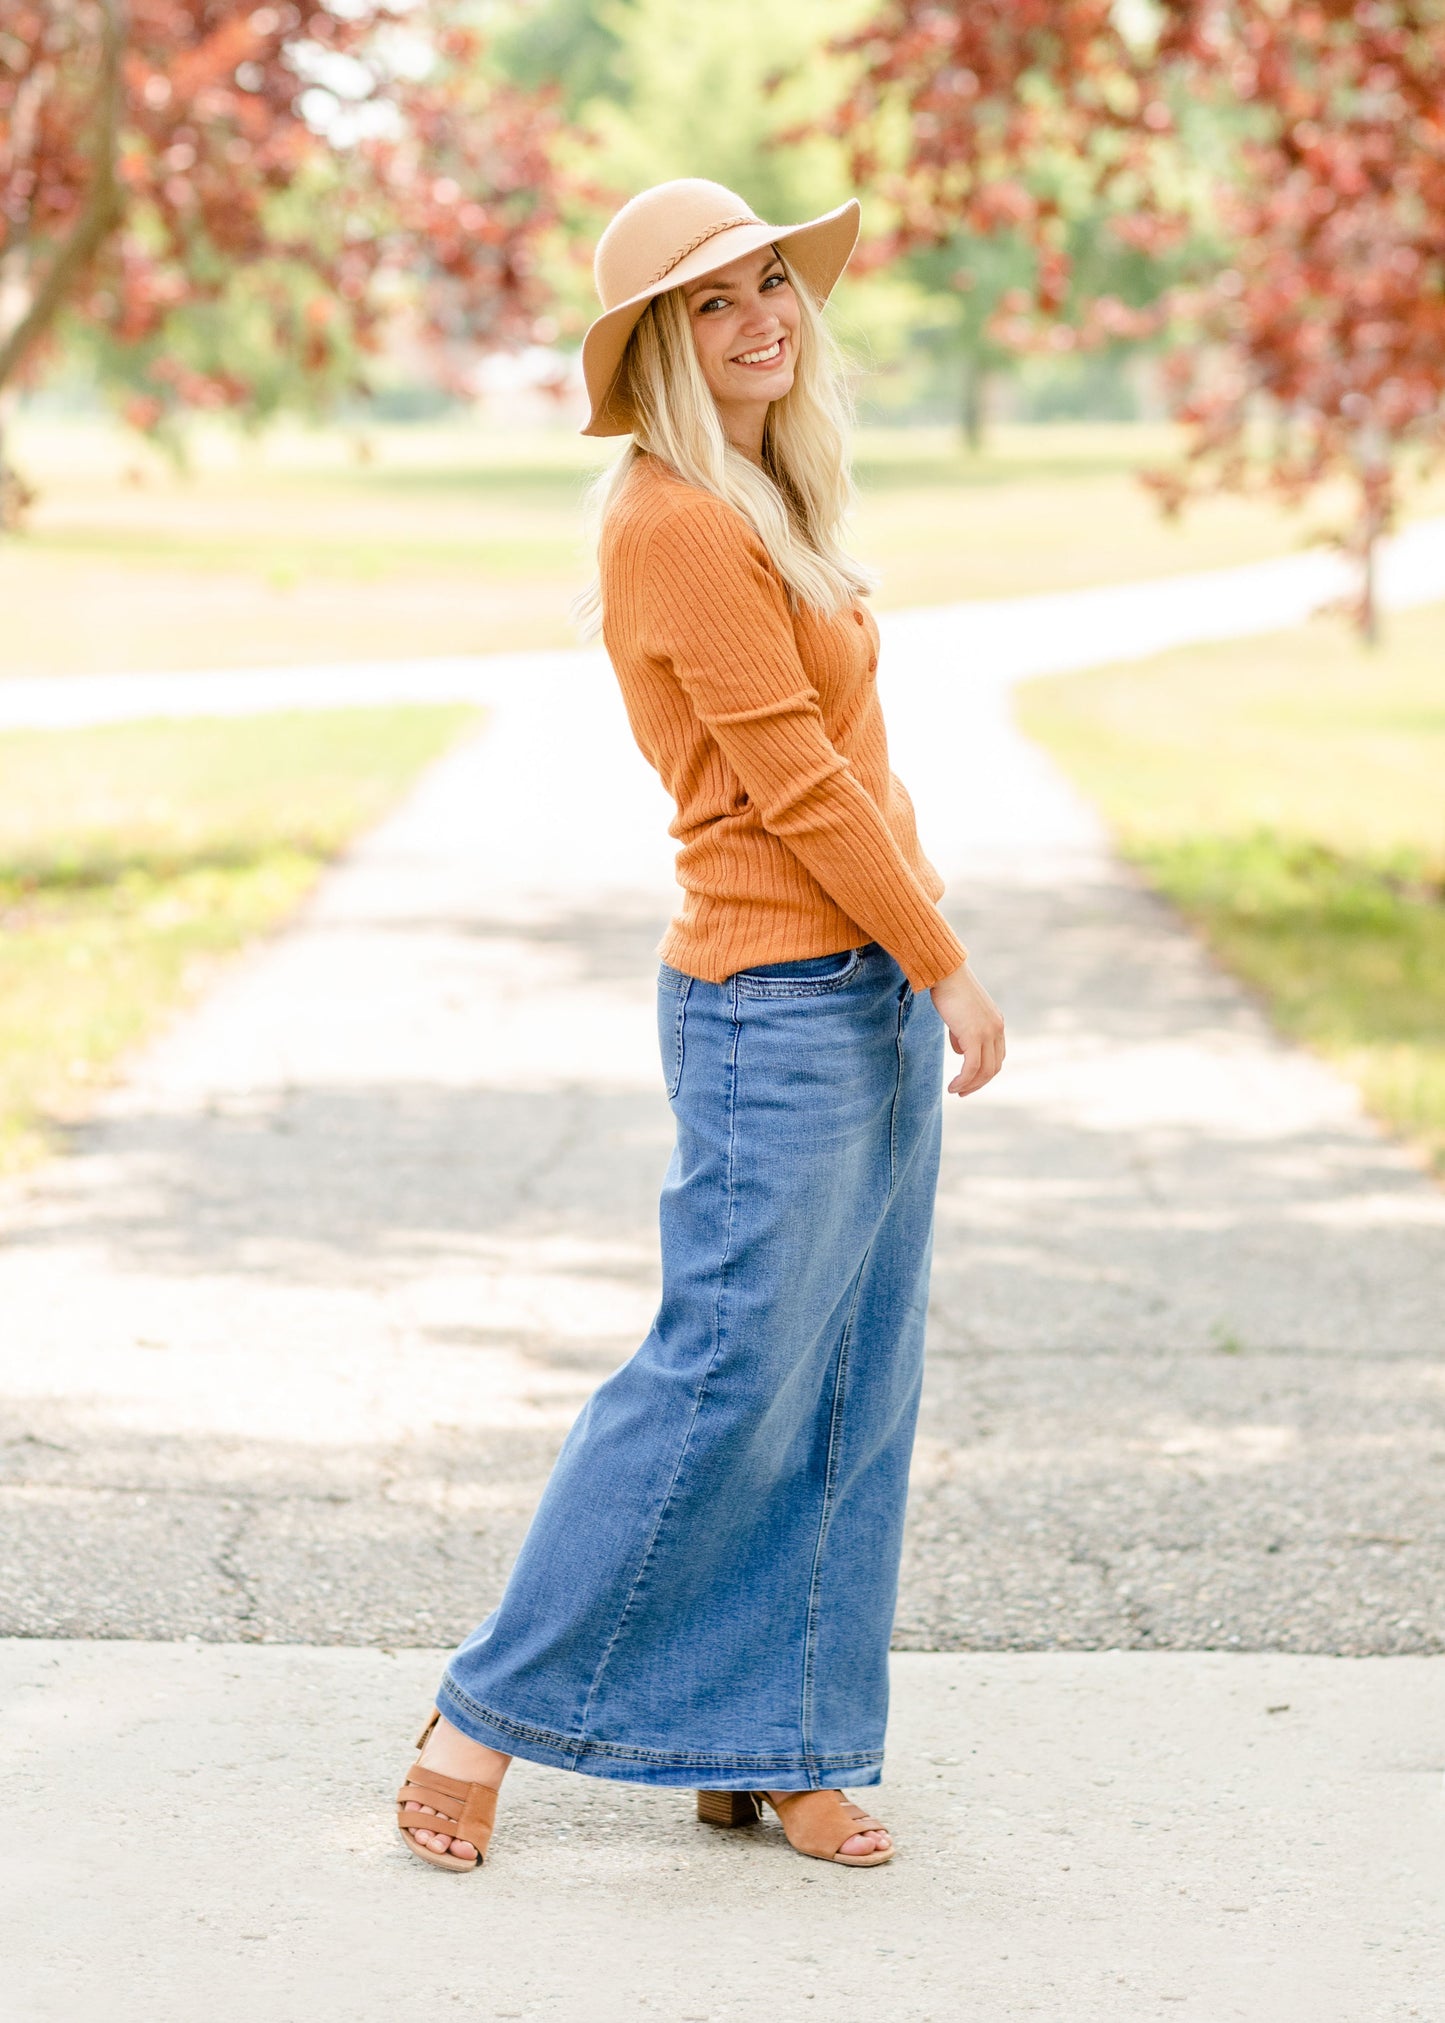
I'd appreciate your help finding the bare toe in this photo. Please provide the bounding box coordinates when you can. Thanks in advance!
[401,1802,478,1860]
[840,1829,891,1857]
[402,1803,444,1851]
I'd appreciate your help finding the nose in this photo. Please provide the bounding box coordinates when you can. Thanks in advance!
[737,298,781,340]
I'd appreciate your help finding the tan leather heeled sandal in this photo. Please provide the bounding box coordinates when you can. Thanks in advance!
[396,1709,499,1873]
[696,1787,895,1867]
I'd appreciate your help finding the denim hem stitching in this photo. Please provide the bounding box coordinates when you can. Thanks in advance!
[438,1676,882,1774]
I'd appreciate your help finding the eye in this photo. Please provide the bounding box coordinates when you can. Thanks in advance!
[761,271,787,291]
[696,295,728,315]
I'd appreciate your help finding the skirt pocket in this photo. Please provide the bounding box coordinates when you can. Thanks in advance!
[657,964,692,1097]
[733,946,869,999]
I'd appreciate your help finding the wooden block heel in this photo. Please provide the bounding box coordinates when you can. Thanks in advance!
[696,1787,894,1865]
[696,1789,762,1827]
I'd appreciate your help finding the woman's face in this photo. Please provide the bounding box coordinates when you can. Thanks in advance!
[683,244,801,424]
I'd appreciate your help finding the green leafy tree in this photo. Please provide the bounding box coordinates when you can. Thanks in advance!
[494,0,629,110]
[0,2,565,516]
[814,0,1445,635]
[494,0,893,357]
[582,0,861,218]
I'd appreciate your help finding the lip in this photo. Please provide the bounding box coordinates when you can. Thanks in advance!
[730,335,787,370]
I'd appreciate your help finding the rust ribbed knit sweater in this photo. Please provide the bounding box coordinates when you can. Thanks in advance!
[599,453,968,993]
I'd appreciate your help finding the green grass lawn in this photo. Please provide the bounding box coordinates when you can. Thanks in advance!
[1017,603,1445,1172]
[0,706,476,1171]
[8,415,1442,675]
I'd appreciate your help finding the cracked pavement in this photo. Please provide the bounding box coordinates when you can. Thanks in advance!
[1,600,1443,1656]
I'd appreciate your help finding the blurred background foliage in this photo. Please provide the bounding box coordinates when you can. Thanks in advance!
[2,0,1443,1176]
[10,0,1445,530]
[4,0,1207,452]
[462,0,1203,434]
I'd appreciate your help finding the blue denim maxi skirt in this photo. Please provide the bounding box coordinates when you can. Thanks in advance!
[437,941,945,1789]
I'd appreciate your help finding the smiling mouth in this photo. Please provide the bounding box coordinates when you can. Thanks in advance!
[733,338,784,367]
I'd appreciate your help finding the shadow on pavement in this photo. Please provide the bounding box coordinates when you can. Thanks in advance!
[2,881,1442,1654]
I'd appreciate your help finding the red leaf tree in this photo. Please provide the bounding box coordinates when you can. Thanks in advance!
[0,1,566,511]
[819,0,1445,636]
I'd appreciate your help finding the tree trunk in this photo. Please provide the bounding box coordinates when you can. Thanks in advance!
[0,0,126,402]
[0,395,33,532]
[961,351,988,453]
[1360,528,1379,648]
[1352,424,1389,647]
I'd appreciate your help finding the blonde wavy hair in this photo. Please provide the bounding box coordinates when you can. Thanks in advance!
[572,248,874,639]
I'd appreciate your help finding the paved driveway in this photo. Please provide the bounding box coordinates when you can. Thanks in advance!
[2,550,1442,1655]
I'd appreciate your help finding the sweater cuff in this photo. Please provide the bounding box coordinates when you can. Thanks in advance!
[900,917,969,994]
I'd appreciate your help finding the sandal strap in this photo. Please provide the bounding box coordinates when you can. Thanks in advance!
[396,1771,498,1849]
[766,1790,886,1858]
[399,1763,475,1806]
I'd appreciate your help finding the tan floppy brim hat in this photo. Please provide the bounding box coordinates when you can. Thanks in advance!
[580,179,861,438]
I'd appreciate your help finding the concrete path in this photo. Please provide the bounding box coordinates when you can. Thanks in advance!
[3,1640,1441,2022]
[2,537,1444,2019]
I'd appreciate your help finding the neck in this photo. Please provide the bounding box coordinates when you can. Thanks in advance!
[717,399,768,465]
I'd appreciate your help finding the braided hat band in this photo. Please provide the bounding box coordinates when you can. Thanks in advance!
[647,215,758,288]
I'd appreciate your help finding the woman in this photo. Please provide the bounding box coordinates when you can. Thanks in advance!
[396,178,1004,1873]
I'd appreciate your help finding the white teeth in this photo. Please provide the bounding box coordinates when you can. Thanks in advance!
[736,340,782,365]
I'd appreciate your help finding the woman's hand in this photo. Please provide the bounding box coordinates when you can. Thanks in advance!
[930,961,1005,1098]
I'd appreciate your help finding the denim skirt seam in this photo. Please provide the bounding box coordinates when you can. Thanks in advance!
[798,1274,858,1780]
[889,983,909,1188]
[798,991,904,1772]
[569,975,743,1749]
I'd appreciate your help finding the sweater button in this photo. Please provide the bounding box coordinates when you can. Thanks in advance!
[853,608,865,624]
[868,656,878,673]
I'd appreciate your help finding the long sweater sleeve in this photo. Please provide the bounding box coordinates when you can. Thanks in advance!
[636,495,967,993]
